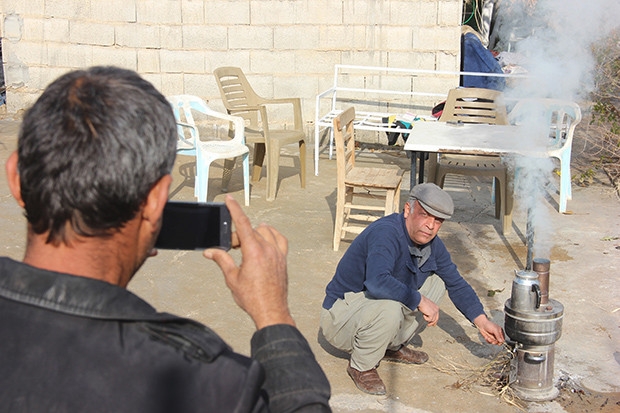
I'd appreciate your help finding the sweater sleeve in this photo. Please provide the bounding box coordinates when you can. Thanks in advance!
[251,324,331,413]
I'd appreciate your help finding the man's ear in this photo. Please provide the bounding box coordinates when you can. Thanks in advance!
[142,174,172,225]
[6,151,25,208]
[403,200,412,218]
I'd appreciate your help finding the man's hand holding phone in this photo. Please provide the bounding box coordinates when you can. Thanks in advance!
[203,195,295,330]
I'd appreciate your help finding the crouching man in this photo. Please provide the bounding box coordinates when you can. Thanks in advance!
[320,183,504,395]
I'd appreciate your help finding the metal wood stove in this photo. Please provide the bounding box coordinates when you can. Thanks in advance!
[504,258,564,401]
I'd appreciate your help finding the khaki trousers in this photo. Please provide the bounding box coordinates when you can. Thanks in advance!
[320,274,445,371]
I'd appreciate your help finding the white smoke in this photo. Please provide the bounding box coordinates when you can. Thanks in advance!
[492,0,620,262]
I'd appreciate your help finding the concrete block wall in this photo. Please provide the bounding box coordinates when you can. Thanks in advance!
[1,0,463,126]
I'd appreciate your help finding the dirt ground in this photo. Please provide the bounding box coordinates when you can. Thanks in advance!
[0,116,618,412]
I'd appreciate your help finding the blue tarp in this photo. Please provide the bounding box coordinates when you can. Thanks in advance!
[461,32,505,91]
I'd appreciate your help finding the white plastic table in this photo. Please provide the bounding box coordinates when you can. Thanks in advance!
[403,122,545,189]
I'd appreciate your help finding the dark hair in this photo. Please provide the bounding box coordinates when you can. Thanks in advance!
[17,66,177,244]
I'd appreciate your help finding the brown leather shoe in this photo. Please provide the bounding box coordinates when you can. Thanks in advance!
[383,346,429,364]
[346,364,386,395]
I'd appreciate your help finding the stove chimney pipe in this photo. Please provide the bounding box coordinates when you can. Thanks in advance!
[532,258,550,305]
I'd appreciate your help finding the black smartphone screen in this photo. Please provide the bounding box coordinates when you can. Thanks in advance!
[155,202,232,251]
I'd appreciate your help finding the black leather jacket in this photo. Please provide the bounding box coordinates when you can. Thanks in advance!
[0,257,330,412]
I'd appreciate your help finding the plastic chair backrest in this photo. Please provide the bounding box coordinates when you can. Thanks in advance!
[168,95,246,146]
[168,95,200,153]
[213,67,262,128]
[508,99,582,151]
[439,87,508,125]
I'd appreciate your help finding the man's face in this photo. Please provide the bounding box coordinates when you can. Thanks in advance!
[404,200,444,246]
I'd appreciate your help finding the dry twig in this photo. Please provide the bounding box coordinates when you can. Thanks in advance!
[432,343,526,410]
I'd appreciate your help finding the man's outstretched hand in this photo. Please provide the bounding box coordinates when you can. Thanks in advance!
[203,195,295,330]
[473,314,505,345]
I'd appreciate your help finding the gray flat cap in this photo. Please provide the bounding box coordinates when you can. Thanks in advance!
[408,183,454,219]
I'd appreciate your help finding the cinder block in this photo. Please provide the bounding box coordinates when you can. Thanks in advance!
[159,72,185,96]
[21,17,43,41]
[296,1,342,25]
[45,0,90,19]
[204,50,250,73]
[43,18,70,43]
[250,50,296,74]
[274,26,319,50]
[42,43,92,69]
[70,21,114,46]
[319,25,356,50]
[137,0,182,24]
[250,1,296,25]
[435,52,460,72]
[204,1,250,25]
[47,42,72,67]
[3,0,44,16]
[160,49,205,73]
[11,41,46,66]
[388,1,421,25]
[273,75,318,104]
[181,0,204,24]
[183,73,212,98]
[343,0,390,25]
[138,49,160,73]
[388,1,438,26]
[115,24,160,48]
[160,26,183,49]
[182,25,227,50]
[413,26,460,52]
[423,72,459,94]
[5,88,38,113]
[91,1,136,23]
[341,50,389,68]
[28,66,71,90]
[387,51,436,71]
[62,44,93,68]
[293,50,340,74]
[381,26,414,51]
[228,26,273,50]
[92,46,137,70]
[438,1,462,26]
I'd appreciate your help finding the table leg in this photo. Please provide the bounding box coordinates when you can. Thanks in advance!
[418,152,425,184]
[408,151,417,190]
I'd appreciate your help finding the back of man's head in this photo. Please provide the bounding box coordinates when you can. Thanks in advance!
[17,66,177,245]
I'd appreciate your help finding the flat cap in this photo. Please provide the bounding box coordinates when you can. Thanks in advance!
[408,183,454,219]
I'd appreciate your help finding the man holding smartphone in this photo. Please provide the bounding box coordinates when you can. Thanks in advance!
[0,66,330,412]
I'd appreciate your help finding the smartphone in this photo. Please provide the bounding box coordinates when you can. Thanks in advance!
[155,201,232,251]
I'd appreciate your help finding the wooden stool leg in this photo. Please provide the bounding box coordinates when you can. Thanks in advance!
[299,139,306,188]
[333,184,347,251]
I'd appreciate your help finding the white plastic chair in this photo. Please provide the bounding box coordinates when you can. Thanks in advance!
[509,99,582,213]
[168,95,250,206]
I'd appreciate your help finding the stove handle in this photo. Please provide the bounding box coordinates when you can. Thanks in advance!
[524,352,546,363]
[531,284,541,309]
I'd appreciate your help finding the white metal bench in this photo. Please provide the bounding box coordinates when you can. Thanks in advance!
[313,64,523,179]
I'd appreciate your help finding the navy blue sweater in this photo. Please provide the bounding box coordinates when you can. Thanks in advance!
[323,213,485,323]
